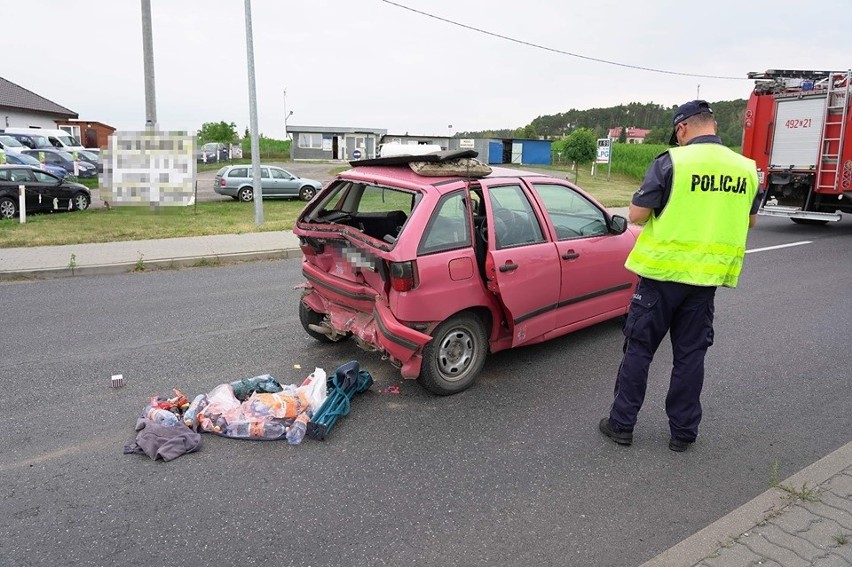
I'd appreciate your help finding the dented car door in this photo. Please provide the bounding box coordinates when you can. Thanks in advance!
[481,180,560,347]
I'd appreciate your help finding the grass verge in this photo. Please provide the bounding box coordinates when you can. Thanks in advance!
[0,200,307,248]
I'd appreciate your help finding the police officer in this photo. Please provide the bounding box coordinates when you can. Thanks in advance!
[598,100,762,452]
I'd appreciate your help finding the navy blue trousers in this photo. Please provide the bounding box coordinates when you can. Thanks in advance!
[609,277,716,441]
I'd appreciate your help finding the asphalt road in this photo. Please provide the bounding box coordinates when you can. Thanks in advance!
[1,216,850,567]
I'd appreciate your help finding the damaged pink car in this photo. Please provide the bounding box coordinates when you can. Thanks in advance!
[293,151,639,395]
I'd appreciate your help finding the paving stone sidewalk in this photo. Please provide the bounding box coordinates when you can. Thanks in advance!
[644,442,852,567]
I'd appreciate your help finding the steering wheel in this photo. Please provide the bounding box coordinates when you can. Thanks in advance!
[479,214,507,244]
[494,208,520,245]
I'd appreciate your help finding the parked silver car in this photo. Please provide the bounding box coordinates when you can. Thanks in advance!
[214,165,322,202]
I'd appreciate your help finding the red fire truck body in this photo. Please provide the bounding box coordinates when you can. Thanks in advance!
[742,69,851,224]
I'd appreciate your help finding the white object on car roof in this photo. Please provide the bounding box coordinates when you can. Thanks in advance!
[379,143,442,158]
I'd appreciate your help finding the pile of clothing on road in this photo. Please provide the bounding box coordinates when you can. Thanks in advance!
[124,361,372,462]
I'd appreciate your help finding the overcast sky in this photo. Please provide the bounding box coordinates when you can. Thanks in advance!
[3,1,849,139]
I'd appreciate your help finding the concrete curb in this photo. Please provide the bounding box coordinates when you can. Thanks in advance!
[641,440,852,567]
[0,248,303,281]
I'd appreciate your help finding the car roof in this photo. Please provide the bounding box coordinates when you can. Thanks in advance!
[340,149,551,190]
[340,163,550,190]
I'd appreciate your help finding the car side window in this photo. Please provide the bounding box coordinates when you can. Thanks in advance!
[0,170,10,181]
[271,169,288,180]
[260,168,270,179]
[487,184,545,249]
[32,170,55,183]
[10,168,35,182]
[531,183,608,239]
[418,191,472,255]
[228,167,248,178]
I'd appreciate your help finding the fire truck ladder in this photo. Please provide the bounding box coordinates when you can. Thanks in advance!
[815,70,850,195]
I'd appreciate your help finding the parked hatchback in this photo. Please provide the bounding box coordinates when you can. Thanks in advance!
[21,148,97,178]
[293,150,640,395]
[0,165,91,219]
[3,151,69,179]
[214,164,323,202]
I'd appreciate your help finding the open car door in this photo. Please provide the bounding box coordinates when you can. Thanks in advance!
[481,180,560,347]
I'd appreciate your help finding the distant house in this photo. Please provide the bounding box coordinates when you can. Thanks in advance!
[288,125,387,160]
[55,119,116,149]
[0,76,77,129]
[0,77,114,148]
[607,127,651,144]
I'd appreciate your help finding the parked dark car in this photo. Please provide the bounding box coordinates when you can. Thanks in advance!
[21,148,97,178]
[0,134,28,153]
[3,151,69,179]
[2,131,54,150]
[76,149,103,173]
[0,165,91,219]
[198,142,230,163]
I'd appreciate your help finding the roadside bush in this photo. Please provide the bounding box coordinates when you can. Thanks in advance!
[241,136,290,160]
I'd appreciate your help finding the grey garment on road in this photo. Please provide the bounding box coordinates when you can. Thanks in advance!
[123,418,202,462]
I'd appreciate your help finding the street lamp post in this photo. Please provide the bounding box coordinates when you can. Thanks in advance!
[285,110,293,140]
[244,0,263,225]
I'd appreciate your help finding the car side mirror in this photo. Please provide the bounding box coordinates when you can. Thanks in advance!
[609,214,628,234]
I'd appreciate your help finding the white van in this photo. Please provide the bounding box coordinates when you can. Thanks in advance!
[3,128,85,151]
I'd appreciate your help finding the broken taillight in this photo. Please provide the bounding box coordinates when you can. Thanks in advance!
[389,261,418,292]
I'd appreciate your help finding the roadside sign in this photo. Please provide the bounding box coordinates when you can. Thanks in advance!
[101,131,196,207]
[459,138,475,149]
[596,138,611,164]
[352,149,362,159]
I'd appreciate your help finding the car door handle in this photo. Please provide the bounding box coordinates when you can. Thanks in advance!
[499,262,518,272]
[562,251,580,260]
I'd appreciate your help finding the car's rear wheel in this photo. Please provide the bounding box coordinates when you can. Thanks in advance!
[0,197,17,219]
[299,185,317,201]
[72,192,89,211]
[418,313,488,395]
[299,301,349,343]
[238,187,253,202]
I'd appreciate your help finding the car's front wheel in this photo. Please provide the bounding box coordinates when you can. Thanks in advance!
[299,185,317,201]
[0,197,17,219]
[72,192,89,211]
[418,313,488,395]
[238,187,253,202]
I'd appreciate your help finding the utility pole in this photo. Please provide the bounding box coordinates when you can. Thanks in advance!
[141,0,157,130]
[697,84,701,99]
[244,0,263,225]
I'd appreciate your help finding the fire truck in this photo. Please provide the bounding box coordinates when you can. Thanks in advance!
[742,69,851,224]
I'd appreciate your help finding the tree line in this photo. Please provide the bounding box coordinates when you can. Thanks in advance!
[455,99,748,148]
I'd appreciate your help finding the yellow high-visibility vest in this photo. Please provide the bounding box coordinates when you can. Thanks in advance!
[625,144,759,287]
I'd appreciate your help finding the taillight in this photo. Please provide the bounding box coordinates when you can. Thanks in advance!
[219,177,226,187]
[389,261,418,292]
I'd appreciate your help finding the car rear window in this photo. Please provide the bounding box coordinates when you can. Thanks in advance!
[303,180,418,243]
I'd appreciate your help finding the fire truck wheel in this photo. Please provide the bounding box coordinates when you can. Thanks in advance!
[791,218,829,226]
[418,313,487,396]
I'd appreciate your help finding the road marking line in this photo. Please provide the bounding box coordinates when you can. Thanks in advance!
[746,241,812,254]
